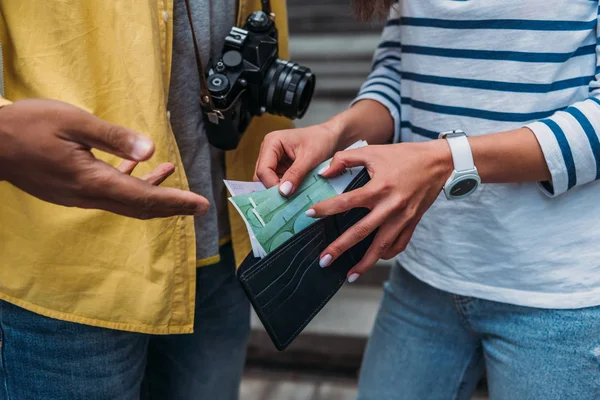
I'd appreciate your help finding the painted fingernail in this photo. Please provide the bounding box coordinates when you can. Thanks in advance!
[348,273,360,283]
[319,254,333,268]
[318,165,330,176]
[305,208,316,218]
[280,181,293,196]
[132,137,153,160]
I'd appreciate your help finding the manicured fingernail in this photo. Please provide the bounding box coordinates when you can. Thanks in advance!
[280,181,293,196]
[132,137,153,160]
[318,165,330,176]
[348,273,360,283]
[305,208,316,218]
[320,254,333,268]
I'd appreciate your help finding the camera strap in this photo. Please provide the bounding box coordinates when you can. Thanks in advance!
[182,0,220,120]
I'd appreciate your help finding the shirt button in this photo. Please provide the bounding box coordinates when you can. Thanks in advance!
[167,111,171,121]
[163,11,169,22]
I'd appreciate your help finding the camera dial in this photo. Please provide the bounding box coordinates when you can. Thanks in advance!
[208,74,230,96]
[247,11,272,32]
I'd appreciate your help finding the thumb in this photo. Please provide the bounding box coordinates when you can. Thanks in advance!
[279,157,315,197]
[319,148,367,178]
[69,113,155,161]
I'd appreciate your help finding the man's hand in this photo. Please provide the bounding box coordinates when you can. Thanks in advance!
[0,99,209,219]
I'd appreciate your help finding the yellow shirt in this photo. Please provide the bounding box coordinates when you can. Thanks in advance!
[0,0,292,334]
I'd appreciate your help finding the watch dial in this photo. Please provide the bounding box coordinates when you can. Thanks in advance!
[450,179,478,197]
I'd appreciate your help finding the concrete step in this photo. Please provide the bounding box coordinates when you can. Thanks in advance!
[287,0,385,35]
[247,281,386,372]
[240,368,490,400]
[289,34,380,60]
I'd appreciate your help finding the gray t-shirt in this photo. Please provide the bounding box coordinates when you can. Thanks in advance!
[168,0,236,261]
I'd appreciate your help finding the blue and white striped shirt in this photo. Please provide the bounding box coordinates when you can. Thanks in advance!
[354,0,600,308]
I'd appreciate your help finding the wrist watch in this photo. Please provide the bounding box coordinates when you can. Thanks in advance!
[438,130,480,200]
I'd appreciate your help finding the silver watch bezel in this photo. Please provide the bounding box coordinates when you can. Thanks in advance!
[443,169,481,200]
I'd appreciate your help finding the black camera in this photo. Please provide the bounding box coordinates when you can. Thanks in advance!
[202,7,316,150]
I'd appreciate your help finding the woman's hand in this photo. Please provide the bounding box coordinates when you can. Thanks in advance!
[254,123,343,196]
[254,100,395,196]
[308,140,453,282]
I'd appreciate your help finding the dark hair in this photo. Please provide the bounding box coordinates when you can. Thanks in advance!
[352,0,396,21]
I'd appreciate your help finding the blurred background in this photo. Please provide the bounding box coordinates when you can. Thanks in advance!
[239,2,484,398]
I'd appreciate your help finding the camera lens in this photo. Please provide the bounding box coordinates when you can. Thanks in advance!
[262,59,315,119]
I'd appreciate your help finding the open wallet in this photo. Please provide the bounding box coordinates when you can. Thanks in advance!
[236,168,376,350]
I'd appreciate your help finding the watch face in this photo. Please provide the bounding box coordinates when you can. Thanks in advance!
[450,178,478,198]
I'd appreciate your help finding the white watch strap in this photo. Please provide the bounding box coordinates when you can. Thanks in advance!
[445,134,475,172]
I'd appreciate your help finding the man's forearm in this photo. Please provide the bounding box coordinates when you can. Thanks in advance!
[321,99,395,150]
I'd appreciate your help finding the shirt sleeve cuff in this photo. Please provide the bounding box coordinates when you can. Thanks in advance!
[350,92,401,144]
[525,120,569,197]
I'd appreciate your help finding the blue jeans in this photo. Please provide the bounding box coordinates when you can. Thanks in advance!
[357,264,600,400]
[0,244,250,400]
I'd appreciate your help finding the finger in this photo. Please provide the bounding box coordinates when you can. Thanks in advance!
[279,157,324,197]
[84,161,210,217]
[76,197,201,220]
[318,207,388,269]
[117,160,138,175]
[255,142,283,188]
[381,219,420,260]
[319,148,370,178]
[140,162,175,186]
[307,187,372,218]
[347,219,408,282]
[64,109,155,161]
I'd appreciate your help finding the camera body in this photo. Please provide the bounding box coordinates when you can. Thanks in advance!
[203,10,315,150]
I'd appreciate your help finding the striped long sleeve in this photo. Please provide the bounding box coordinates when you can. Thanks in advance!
[526,7,600,197]
[352,5,403,143]
[353,1,600,198]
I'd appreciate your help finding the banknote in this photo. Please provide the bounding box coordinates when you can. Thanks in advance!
[223,180,268,257]
[253,176,338,253]
[227,140,368,258]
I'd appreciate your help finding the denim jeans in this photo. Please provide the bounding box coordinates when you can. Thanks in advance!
[0,243,250,400]
[357,264,600,400]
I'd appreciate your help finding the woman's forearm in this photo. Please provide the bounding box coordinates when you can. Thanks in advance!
[321,99,551,185]
[468,127,551,184]
[426,127,551,186]
[322,99,395,150]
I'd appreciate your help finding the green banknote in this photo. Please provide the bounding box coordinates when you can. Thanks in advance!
[227,140,368,257]
[229,160,335,254]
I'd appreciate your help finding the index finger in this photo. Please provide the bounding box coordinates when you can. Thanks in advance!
[64,106,155,161]
[255,143,283,188]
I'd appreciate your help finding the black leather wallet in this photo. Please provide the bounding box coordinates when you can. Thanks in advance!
[237,169,375,350]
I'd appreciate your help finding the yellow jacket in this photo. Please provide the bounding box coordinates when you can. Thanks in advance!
[0,0,292,334]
